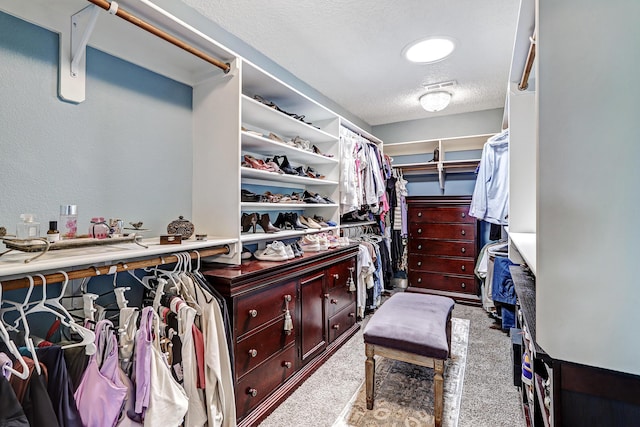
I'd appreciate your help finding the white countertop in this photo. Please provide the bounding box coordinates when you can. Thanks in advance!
[0,236,238,280]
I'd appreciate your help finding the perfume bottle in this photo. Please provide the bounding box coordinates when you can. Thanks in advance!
[16,214,40,239]
[60,205,78,239]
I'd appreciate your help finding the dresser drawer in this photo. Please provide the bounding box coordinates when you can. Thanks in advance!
[409,255,475,275]
[236,279,297,337]
[236,343,297,420]
[409,206,474,224]
[236,319,296,379]
[408,239,476,257]
[326,281,355,317]
[409,223,476,241]
[409,271,478,294]
[326,257,356,290]
[328,303,357,343]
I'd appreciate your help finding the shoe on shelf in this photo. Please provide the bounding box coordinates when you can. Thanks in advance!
[291,136,311,151]
[312,144,334,157]
[241,189,263,203]
[254,241,289,261]
[242,126,263,137]
[270,155,298,175]
[258,213,280,233]
[284,244,295,259]
[313,215,329,227]
[522,353,533,386]
[241,212,258,233]
[317,235,330,251]
[326,220,337,227]
[268,132,286,143]
[299,235,321,252]
[300,216,322,229]
[241,246,253,260]
[286,212,308,230]
[294,241,304,255]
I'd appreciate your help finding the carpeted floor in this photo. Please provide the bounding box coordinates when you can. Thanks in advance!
[258,300,524,427]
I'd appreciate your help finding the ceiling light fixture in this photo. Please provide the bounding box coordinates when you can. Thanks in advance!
[419,91,452,112]
[404,37,455,63]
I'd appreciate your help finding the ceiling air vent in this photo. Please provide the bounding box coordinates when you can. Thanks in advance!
[423,80,457,91]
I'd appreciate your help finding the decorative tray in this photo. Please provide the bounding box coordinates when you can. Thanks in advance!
[1,234,147,263]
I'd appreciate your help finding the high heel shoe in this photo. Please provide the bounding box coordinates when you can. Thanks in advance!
[241,213,258,232]
[274,212,290,229]
[258,213,280,233]
[271,155,298,175]
[312,145,334,157]
[287,212,308,230]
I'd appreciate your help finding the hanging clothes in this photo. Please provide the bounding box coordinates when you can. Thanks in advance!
[0,373,29,426]
[74,319,127,427]
[9,356,58,427]
[469,129,510,225]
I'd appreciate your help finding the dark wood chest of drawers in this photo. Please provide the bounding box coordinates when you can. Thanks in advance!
[202,245,359,426]
[407,196,481,304]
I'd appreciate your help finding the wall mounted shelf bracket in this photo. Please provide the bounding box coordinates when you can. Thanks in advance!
[59,5,102,103]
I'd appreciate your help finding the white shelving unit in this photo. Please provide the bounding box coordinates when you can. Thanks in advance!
[384,134,492,190]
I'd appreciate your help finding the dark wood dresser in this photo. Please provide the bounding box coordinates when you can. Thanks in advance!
[406,196,480,304]
[202,244,359,427]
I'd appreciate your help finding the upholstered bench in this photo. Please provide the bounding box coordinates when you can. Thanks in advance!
[363,292,455,427]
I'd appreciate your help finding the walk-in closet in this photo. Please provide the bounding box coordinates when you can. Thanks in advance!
[1,0,639,426]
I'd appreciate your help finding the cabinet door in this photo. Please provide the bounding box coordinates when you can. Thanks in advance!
[299,272,326,363]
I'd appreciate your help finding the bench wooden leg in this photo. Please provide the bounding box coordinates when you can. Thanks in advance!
[434,358,445,427]
[365,343,375,410]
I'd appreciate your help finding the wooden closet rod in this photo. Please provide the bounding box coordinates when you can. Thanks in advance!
[1,245,229,292]
[518,32,536,91]
[86,0,231,74]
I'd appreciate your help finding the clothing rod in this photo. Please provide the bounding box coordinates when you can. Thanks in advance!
[518,32,536,91]
[0,245,230,291]
[86,0,231,74]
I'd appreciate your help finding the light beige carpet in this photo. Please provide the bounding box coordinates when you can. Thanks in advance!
[332,317,470,427]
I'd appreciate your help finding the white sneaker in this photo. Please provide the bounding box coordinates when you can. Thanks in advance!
[284,244,295,259]
[317,235,329,251]
[254,241,289,261]
[299,235,320,252]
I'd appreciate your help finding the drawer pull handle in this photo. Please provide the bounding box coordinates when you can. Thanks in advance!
[461,282,466,289]
[249,349,258,358]
[461,212,466,218]
[417,278,422,283]
[461,230,466,236]
[284,294,292,302]
[461,265,466,271]
[418,228,422,233]
[332,324,340,330]
[418,212,422,217]
[247,388,258,397]
[282,361,292,369]
[249,309,258,318]
[461,247,466,253]
[333,274,340,280]
[331,299,338,304]
[417,261,422,267]
[348,266,355,273]
[348,312,355,318]
[417,244,422,250]
[323,293,330,299]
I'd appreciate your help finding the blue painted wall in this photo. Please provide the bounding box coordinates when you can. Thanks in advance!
[0,11,193,235]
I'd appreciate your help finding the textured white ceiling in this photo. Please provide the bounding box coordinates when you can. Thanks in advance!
[180,0,520,126]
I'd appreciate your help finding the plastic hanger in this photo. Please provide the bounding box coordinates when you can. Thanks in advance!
[0,281,30,380]
[1,275,41,374]
[22,273,96,355]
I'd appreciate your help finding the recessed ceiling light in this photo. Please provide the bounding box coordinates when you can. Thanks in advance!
[404,37,455,63]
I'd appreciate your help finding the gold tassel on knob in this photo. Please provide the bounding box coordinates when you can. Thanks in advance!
[283,295,293,335]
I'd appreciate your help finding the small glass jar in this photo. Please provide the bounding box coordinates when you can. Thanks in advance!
[89,217,110,239]
[16,214,40,239]
[60,205,78,239]
[47,220,60,243]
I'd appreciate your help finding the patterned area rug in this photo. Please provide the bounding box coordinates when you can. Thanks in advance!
[332,317,470,427]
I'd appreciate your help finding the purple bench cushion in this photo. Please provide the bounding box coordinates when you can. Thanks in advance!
[363,293,454,359]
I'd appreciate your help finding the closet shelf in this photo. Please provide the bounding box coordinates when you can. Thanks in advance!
[241,202,338,210]
[240,226,338,243]
[393,159,480,174]
[0,236,237,281]
[241,168,338,186]
[241,132,339,165]
[242,95,338,144]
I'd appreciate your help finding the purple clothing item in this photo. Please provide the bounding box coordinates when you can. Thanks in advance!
[133,307,154,416]
[0,352,12,380]
[74,320,127,427]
